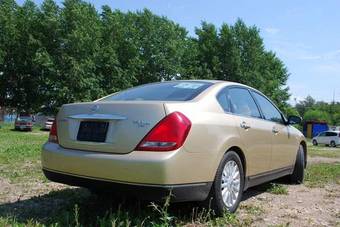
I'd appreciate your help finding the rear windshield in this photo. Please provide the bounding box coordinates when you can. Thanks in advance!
[17,117,31,121]
[100,81,213,101]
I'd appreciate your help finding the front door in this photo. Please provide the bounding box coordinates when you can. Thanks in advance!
[251,91,297,169]
[318,132,326,144]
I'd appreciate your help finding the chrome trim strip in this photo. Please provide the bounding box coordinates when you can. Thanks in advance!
[68,114,127,120]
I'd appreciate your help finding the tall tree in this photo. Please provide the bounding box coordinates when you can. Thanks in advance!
[194,22,220,79]
[0,0,292,114]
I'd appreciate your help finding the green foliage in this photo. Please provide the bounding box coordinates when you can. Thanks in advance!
[295,95,316,117]
[0,0,290,113]
[266,183,288,195]
[284,105,300,117]
[304,109,331,122]
[295,95,340,125]
[192,20,290,109]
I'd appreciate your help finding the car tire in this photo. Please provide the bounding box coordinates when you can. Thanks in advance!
[205,151,244,215]
[312,140,318,146]
[290,145,305,184]
[330,141,336,147]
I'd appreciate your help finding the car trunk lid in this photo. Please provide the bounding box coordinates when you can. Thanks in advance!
[57,101,166,154]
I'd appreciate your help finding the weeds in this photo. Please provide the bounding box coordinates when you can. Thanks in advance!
[149,192,174,227]
[240,204,264,216]
[266,183,288,195]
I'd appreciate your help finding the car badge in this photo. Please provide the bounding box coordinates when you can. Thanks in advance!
[91,104,99,112]
[133,120,150,128]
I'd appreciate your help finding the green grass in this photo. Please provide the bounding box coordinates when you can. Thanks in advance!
[0,123,48,183]
[0,123,48,163]
[0,123,252,226]
[0,124,339,226]
[266,183,288,195]
[307,140,340,158]
[0,189,249,226]
[305,162,340,187]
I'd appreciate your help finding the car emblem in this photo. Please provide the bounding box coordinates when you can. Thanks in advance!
[91,104,99,112]
[133,120,150,128]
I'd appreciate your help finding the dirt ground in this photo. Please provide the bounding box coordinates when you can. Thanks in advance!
[308,156,340,164]
[239,183,340,226]
[0,158,339,226]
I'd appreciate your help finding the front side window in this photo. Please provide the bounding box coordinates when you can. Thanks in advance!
[229,88,261,118]
[251,91,283,124]
[319,132,326,137]
[99,81,213,102]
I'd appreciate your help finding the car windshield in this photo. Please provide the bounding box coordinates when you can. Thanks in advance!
[99,81,213,101]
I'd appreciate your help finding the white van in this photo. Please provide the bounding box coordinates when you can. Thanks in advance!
[312,131,340,147]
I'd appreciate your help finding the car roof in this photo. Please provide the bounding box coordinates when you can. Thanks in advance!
[319,131,340,133]
[177,79,245,85]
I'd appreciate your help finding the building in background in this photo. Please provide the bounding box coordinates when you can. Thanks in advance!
[303,121,329,138]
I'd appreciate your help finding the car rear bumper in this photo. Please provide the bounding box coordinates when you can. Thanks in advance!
[15,125,32,130]
[43,168,211,202]
[44,124,52,130]
[41,142,214,200]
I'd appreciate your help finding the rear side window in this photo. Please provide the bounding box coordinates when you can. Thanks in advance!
[229,88,261,118]
[100,81,212,101]
[326,132,337,136]
[217,88,230,112]
[251,91,284,124]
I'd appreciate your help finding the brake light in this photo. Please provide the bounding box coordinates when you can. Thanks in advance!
[48,120,58,143]
[135,112,191,151]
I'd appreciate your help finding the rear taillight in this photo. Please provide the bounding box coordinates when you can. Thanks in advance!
[135,112,191,151]
[48,120,58,143]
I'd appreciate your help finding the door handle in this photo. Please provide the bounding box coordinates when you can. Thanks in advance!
[240,121,251,130]
[272,127,279,134]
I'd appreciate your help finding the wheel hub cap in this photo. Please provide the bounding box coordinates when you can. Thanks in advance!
[221,160,240,208]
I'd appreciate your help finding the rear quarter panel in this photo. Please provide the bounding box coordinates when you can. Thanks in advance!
[164,86,249,181]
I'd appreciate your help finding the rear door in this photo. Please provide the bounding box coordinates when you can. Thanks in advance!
[228,87,272,175]
[251,91,296,169]
[326,131,337,145]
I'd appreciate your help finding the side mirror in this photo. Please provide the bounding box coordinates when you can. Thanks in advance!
[287,115,302,125]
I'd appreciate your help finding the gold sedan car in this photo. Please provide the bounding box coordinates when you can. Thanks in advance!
[41,80,306,214]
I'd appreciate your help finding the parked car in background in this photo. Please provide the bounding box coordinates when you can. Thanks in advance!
[14,115,33,131]
[42,117,55,131]
[42,80,306,214]
[330,126,340,131]
[312,131,340,147]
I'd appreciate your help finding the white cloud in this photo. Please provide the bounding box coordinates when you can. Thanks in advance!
[264,27,280,35]
[268,39,340,63]
[314,63,340,75]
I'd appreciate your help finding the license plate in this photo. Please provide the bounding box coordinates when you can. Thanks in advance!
[77,121,109,142]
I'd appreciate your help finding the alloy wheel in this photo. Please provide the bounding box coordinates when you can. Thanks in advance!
[221,160,241,208]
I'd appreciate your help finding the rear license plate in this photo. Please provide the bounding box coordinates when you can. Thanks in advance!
[77,121,109,142]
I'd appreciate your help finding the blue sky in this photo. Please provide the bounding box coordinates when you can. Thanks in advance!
[19,0,340,103]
